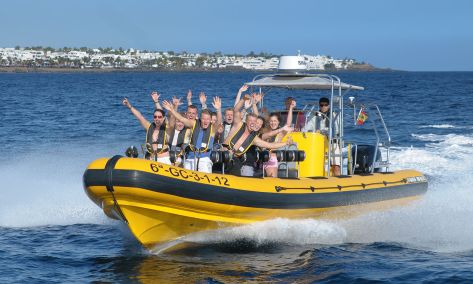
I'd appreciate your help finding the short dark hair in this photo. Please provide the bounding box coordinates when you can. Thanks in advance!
[319,97,330,104]
[201,109,212,117]
[187,105,198,111]
[210,111,217,117]
[154,109,166,117]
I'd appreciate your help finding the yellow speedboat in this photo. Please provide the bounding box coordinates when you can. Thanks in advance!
[83,153,426,248]
[83,56,428,248]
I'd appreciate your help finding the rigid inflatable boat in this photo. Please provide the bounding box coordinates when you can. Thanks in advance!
[83,56,428,248]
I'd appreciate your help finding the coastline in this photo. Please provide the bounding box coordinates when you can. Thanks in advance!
[0,65,393,74]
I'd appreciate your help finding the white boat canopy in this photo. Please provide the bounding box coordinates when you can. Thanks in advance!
[246,74,364,91]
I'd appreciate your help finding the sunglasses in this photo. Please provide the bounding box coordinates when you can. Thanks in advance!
[319,104,329,107]
[153,115,164,119]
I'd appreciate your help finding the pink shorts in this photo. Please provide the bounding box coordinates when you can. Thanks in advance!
[263,155,278,169]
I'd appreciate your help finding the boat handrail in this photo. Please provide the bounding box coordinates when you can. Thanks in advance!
[343,102,392,174]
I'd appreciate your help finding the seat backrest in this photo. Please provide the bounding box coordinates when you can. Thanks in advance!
[277,162,299,178]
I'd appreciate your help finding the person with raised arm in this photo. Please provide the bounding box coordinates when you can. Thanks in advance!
[223,94,294,177]
[162,97,222,173]
[166,96,188,166]
[233,84,249,106]
[199,91,208,110]
[122,95,172,164]
[261,99,296,177]
[151,91,163,110]
[186,89,193,106]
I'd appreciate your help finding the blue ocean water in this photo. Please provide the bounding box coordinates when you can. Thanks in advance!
[1,71,473,283]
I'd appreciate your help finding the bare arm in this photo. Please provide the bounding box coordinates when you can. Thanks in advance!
[261,125,290,141]
[162,100,195,128]
[233,84,248,107]
[253,136,293,149]
[151,91,163,110]
[286,99,296,127]
[211,96,222,134]
[252,92,263,116]
[122,98,150,130]
[251,103,258,116]
[167,96,182,130]
[186,89,193,106]
[199,92,207,110]
[233,94,250,126]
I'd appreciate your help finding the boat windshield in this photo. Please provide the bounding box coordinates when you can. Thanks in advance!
[272,108,332,134]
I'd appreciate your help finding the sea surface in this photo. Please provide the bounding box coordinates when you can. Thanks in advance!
[1,71,473,283]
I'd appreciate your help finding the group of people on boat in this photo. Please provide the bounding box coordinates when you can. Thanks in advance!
[123,85,340,177]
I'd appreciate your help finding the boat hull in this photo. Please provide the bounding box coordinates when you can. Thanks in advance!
[83,156,428,248]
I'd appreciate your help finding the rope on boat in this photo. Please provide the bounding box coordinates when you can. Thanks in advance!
[274,178,407,192]
[105,155,129,223]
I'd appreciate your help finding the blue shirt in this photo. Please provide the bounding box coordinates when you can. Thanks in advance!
[187,129,214,159]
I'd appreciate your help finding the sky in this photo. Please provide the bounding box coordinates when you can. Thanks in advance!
[0,0,472,71]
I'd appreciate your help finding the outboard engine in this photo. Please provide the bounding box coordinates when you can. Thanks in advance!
[351,145,381,174]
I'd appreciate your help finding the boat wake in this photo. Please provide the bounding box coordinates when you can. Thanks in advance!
[184,218,347,246]
[152,131,473,253]
[338,132,473,252]
[0,147,110,228]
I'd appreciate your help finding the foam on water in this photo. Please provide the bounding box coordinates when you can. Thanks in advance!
[0,148,109,227]
[170,131,473,253]
[420,124,457,129]
[183,218,347,246]
[339,132,473,252]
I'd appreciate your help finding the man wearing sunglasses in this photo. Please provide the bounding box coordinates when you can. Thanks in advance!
[122,96,173,165]
[302,97,341,176]
[318,97,341,176]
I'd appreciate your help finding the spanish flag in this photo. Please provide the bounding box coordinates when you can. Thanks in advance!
[357,107,368,125]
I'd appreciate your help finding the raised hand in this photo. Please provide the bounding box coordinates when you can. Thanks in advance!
[199,92,207,105]
[172,96,182,108]
[161,100,173,111]
[239,84,249,93]
[123,97,132,109]
[244,98,253,109]
[212,96,222,110]
[151,91,160,103]
[285,136,294,145]
[282,125,294,133]
[187,89,192,102]
[253,92,263,103]
[217,124,224,133]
